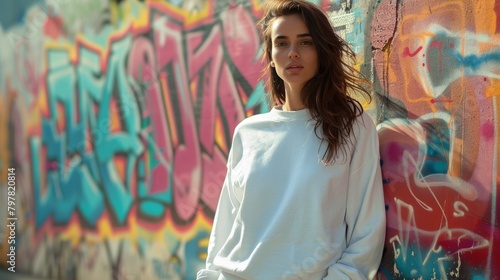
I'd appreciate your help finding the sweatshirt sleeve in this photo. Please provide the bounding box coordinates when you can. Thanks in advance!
[197,133,242,280]
[324,115,386,280]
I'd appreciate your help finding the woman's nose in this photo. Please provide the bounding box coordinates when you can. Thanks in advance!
[288,47,299,59]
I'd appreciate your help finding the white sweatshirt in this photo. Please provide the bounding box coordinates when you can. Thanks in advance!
[197,106,386,280]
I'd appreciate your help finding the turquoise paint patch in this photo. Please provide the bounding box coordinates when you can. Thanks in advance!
[139,200,165,218]
[246,80,269,114]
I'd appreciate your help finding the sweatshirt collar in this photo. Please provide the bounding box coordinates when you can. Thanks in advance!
[270,105,312,121]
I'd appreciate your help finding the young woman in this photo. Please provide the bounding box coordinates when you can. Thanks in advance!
[197,0,386,279]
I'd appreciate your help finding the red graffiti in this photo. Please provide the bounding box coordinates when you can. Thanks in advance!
[402,46,423,58]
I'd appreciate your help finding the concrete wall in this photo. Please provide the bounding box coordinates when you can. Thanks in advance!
[0,0,498,279]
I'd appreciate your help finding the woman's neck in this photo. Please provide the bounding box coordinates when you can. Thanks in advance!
[282,101,305,111]
[283,84,305,111]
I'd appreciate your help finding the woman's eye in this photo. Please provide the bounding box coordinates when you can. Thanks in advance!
[301,40,313,45]
[275,42,287,47]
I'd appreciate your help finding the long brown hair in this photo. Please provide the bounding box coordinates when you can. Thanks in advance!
[257,0,372,165]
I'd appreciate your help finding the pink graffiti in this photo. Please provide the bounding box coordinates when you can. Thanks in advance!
[481,121,494,141]
[186,25,224,153]
[148,8,256,218]
[221,5,262,86]
[14,44,42,99]
[128,36,172,195]
[43,16,66,39]
[153,13,202,221]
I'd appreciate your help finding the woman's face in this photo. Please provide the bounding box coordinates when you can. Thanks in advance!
[270,14,319,92]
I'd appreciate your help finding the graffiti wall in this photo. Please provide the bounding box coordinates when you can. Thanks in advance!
[0,0,498,279]
[372,0,500,278]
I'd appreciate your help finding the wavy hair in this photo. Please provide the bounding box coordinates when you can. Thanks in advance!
[257,0,372,165]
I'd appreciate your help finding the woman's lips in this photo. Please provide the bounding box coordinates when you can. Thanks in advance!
[286,65,303,73]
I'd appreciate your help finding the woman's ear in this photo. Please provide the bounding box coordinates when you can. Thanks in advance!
[270,61,275,67]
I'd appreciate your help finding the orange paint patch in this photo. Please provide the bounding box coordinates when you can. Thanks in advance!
[214,110,227,154]
[56,102,66,133]
[485,80,500,97]
[27,101,42,134]
[133,208,213,243]
[472,0,496,34]
[113,155,127,185]
[166,209,213,241]
[388,57,398,84]
[34,209,215,247]
[60,220,83,246]
[38,87,50,119]
[97,216,114,238]
[246,108,255,118]
[109,98,123,133]
[190,76,199,103]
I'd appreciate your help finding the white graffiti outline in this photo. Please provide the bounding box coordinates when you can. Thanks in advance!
[380,117,490,279]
